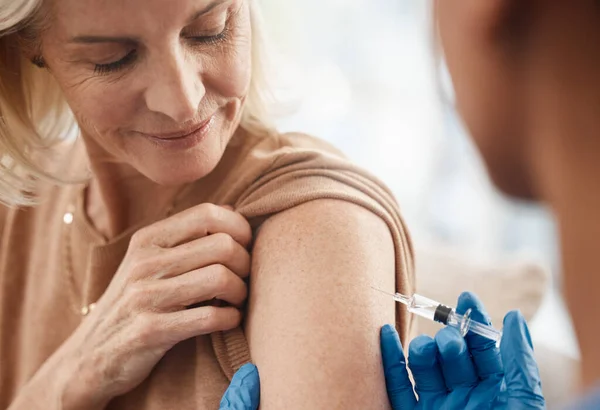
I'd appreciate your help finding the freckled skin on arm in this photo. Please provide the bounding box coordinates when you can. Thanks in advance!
[245,199,397,410]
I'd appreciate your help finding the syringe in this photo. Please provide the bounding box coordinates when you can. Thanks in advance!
[373,288,502,344]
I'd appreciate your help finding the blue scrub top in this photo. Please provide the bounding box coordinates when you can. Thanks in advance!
[567,387,600,409]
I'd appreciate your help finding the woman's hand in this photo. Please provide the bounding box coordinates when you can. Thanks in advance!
[221,292,546,410]
[55,204,252,408]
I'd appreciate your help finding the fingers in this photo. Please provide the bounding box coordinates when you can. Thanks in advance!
[161,306,242,344]
[219,363,261,410]
[435,326,479,390]
[380,325,417,410]
[157,265,248,308]
[408,335,446,398]
[140,203,252,249]
[456,292,503,380]
[501,311,546,407]
[158,233,251,279]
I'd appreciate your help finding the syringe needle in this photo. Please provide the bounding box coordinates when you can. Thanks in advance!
[370,286,396,297]
[370,286,412,306]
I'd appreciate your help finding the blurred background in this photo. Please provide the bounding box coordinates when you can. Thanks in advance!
[258,0,579,366]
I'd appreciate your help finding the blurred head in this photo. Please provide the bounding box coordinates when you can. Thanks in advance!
[436,1,600,199]
[0,0,273,205]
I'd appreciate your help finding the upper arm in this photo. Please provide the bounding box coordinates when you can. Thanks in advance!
[245,199,398,409]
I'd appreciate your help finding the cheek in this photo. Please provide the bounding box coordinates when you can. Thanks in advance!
[206,20,253,102]
[438,7,533,197]
[438,1,512,145]
[448,61,533,196]
[211,49,252,102]
[57,72,137,136]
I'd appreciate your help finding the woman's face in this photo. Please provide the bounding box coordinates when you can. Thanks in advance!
[40,0,251,185]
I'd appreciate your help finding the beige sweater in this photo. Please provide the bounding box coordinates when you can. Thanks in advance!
[0,130,414,409]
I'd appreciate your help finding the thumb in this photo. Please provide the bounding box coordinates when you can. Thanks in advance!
[500,311,546,409]
[381,324,417,410]
[219,363,261,410]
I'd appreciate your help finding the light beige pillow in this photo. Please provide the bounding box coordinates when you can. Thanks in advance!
[411,243,549,338]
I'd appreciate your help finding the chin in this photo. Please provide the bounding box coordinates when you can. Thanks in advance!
[468,123,540,201]
[131,131,230,186]
[484,158,539,201]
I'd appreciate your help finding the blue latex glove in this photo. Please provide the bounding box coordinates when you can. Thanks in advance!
[381,291,546,409]
[219,363,260,410]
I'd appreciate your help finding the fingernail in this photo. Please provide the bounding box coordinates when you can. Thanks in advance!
[409,335,437,366]
[435,327,466,357]
[518,312,534,350]
[457,292,490,320]
[504,310,534,350]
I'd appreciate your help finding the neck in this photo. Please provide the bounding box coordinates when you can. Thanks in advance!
[81,137,185,240]
[530,92,600,390]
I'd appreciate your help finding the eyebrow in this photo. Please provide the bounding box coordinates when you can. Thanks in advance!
[187,0,228,24]
[70,0,227,44]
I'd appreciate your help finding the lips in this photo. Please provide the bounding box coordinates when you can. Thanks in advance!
[139,116,214,140]
[139,115,215,151]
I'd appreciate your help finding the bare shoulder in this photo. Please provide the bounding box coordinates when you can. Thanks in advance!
[255,198,392,262]
[245,199,395,409]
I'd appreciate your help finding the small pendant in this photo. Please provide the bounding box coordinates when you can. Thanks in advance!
[63,212,74,225]
[80,303,96,316]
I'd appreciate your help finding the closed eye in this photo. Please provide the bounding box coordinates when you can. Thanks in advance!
[94,49,137,75]
[187,25,231,46]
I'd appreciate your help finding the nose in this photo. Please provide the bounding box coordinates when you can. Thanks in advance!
[144,49,205,123]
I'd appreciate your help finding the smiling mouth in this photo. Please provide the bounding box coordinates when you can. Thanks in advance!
[140,115,215,140]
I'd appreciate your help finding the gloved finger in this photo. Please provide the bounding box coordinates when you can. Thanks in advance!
[456,292,503,380]
[435,326,478,390]
[381,325,417,410]
[500,311,546,409]
[408,335,446,398]
[219,363,261,410]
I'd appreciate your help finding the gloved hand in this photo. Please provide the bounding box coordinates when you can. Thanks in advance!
[381,291,546,409]
[219,363,260,410]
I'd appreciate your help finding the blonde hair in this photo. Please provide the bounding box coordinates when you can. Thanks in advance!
[0,0,277,207]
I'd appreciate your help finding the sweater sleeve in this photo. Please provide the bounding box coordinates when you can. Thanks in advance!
[209,135,415,380]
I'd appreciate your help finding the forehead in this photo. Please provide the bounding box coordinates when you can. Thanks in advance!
[47,0,224,38]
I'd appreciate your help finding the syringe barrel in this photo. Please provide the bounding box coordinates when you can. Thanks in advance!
[406,294,452,323]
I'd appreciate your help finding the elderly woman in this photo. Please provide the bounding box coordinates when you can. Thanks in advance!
[0,0,415,409]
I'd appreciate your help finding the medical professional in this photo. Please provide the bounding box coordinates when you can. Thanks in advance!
[221,1,600,408]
